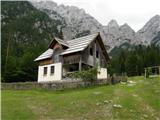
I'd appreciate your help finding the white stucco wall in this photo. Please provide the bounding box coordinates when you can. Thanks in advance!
[97,67,107,79]
[38,63,62,82]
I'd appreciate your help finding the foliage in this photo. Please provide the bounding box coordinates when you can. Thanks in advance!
[69,66,98,82]
[1,1,63,82]
[109,45,160,76]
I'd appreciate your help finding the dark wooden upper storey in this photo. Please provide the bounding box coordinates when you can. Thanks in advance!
[34,33,110,68]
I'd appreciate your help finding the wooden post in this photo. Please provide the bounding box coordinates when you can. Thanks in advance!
[61,56,63,79]
[145,68,146,78]
[79,55,82,71]
[99,47,101,67]
[94,41,96,65]
[5,32,11,73]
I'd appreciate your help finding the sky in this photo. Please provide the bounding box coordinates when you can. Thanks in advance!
[48,0,160,31]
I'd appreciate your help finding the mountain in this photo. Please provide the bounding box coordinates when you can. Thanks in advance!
[31,1,103,40]
[119,23,135,43]
[110,15,160,56]
[1,1,63,82]
[31,1,160,50]
[32,1,133,49]
[135,15,160,45]
[103,21,136,49]
[103,20,120,48]
[31,1,137,50]
[151,31,160,46]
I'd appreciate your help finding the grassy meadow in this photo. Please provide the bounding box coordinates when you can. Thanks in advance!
[2,76,160,120]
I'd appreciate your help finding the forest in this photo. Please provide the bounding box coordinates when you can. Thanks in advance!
[1,1,63,82]
[109,45,160,76]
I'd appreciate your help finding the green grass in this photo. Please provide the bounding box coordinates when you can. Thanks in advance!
[2,76,160,120]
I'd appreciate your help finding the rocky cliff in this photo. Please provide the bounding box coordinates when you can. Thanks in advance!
[31,1,160,50]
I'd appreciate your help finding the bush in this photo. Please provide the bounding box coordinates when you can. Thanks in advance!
[69,66,98,83]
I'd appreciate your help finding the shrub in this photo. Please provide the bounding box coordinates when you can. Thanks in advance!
[69,66,98,83]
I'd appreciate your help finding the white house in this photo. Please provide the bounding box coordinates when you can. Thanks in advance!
[34,32,110,82]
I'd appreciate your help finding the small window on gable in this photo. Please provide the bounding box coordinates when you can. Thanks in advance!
[51,66,55,74]
[44,67,47,75]
[96,50,99,58]
[90,47,93,56]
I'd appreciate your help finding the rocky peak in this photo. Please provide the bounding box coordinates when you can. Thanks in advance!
[119,23,135,43]
[120,23,135,36]
[135,15,160,45]
[103,21,136,47]
[31,1,160,49]
[31,0,103,40]
[108,19,119,28]
[120,23,133,31]
[31,1,137,49]
[103,20,120,47]
[140,15,160,32]
[104,19,119,33]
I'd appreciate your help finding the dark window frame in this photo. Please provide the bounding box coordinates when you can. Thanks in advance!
[50,66,55,75]
[90,47,93,56]
[43,67,47,75]
[96,50,99,58]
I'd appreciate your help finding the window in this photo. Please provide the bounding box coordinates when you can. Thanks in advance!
[90,47,93,56]
[96,50,99,58]
[50,66,55,74]
[43,67,47,75]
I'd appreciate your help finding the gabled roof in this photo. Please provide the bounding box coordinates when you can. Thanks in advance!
[60,33,99,55]
[34,37,70,61]
[49,37,69,48]
[34,32,110,62]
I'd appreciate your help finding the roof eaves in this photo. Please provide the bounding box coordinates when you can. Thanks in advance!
[34,49,53,61]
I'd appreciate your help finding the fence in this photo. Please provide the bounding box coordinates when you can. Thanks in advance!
[1,75,127,90]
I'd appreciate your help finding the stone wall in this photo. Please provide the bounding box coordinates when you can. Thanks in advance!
[1,76,127,90]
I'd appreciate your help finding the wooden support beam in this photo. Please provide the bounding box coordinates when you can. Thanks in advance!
[79,55,82,71]
[94,41,96,65]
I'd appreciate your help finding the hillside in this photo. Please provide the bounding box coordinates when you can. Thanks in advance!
[1,1,63,82]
